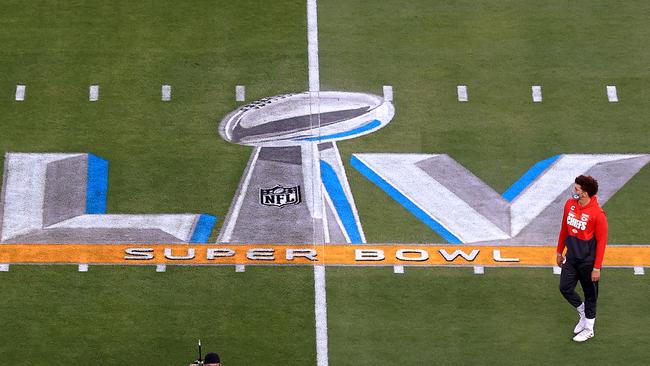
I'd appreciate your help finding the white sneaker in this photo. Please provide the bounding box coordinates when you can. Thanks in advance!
[573,328,594,342]
[573,315,587,334]
[573,303,586,334]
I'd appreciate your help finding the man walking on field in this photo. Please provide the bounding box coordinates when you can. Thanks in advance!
[556,175,608,342]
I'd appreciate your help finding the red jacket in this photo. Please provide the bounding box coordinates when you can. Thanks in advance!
[556,196,608,268]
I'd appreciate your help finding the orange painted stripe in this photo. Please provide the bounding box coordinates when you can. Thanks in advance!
[1,244,649,267]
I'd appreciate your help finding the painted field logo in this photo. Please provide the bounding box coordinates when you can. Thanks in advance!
[260,185,301,207]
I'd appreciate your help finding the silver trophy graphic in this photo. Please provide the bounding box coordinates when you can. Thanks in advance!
[217,91,394,244]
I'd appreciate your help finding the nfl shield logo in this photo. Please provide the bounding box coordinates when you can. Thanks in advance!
[260,185,301,208]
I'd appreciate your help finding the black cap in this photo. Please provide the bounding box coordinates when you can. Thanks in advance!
[204,352,220,364]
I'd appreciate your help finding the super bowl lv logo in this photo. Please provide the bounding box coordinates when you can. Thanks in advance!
[1,91,648,245]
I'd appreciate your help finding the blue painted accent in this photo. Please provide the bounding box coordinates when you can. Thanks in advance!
[299,119,381,142]
[502,155,561,201]
[350,155,462,244]
[86,154,109,214]
[190,214,218,243]
[320,161,363,243]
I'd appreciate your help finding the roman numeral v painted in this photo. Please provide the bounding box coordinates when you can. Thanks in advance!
[351,154,649,244]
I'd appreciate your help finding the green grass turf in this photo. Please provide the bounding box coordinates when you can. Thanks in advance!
[1,2,649,365]
[0,265,316,365]
[318,0,650,243]
[0,0,308,242]
[1,265,647,365]
[327,267,650,365]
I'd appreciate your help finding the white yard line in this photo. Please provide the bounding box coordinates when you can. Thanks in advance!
[162,85,171,101]
[457,85,468,102]
[220,147,261,242]
[307,0,320,92]
[307,2,328,366]
[383,85,393,102]
[236,85,246,102]
[89,85,99,102]
[606,85,618,102]
[314,265,329,366]
[532,85,542,102]
[15,85,26,101]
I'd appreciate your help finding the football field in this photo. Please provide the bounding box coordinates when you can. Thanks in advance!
[1,0,649,364]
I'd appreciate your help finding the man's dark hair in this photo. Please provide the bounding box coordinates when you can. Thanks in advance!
[575,175,599,197]
[204,353,220,364]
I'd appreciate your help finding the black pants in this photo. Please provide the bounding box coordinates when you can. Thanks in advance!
[559,260,599,319]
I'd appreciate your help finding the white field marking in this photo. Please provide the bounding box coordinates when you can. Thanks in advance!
[323,181,351,244]
[322,187,332,243]
[553,266,562,275]
[302,143,323,220]
[383,85,393,102]
[220,147,261,242]
[307,0,322,245]
[156,264,166,273]
[15,85,26,101]
[510,154,646,236]
[314,265,329,366]
[473,266,484,275]
[235,85,246,102]
[324,142,366,242]
[606,85,618,102]
[353,154,509,243]
[393,265,404,274]
[1,153,84,241]
[307,0,320,92]
[633,266,645,275]
[235,265,246,273]
[78,264,89,272]
[162,85,171,101]
[0,264,9,272]
[50,214,198,242]
[532,85,542,102]
[89,85,99,101]
[457,85,468,102]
